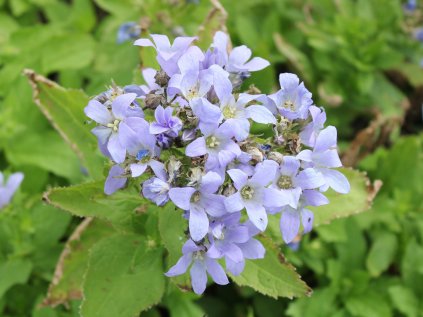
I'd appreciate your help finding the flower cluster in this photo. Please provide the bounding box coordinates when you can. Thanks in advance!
[0,171,24,210]
[84,31,350,294]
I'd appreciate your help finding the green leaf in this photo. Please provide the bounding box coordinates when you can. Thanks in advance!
[6,131,82,181]
[366,232,397,277]
[286,288,337,317]
[93,0,137,16]
[24,70,104,179]
[43,219,114,307]
[80,233,165,317]
[345,291,392,317]
[230,236,311,299]
[44,181,144,230]
[312,168,380,227]
[158,203,191,289]
[388,285,420,317]
[401,239,423,296]
[163,287,204,317]
[0,259,33,298]
[41,33,95,73]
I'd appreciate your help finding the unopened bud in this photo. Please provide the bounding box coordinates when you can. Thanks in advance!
[154,69,170,87]
[268,152,284,164]
[167,156,182,183]
[145,93,165,109]
[274,135,285,146]
[182,129,196,142]
[287,135,301,155]
[246,147,264,163]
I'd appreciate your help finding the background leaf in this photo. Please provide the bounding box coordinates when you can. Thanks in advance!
[24,70,104,179]
[80,233,165,317]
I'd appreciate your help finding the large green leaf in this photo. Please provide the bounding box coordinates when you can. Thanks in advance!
[388,285,420,317]
[43,219,114,307]
[0,259,33,298]
[44,181,144,230]
[230,236,311,299]
[24,70,104,179]
[158,203,191,289]
[80,233,165,317]
[5,131,82,181]
[366,232,397,277]
[41,33,95,73]
[312,168,380,226]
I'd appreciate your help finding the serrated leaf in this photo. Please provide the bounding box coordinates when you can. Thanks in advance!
[230,236,311,299]
[312,168,381,226]
[80,234,165,317]
[24,70,103,179]
[44,181,144,231]
[43,219,114,307]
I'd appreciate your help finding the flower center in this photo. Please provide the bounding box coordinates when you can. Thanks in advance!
[222,106,236,119]
[106,119,120,132]
[191,191,201,203]
[283,100,295,111]
[193,250,204,260]
[136,149,151,163]
[186,86,199,100]
[277,175,292,189]
[241,185,254,200]
[206,136,220,148]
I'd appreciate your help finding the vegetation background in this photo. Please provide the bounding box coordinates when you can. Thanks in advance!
[0,0,423,316]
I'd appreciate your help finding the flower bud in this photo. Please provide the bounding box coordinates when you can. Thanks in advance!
[182,129,196,142]
[268,151,284,164]
[166,157,182,183]
[287,135,301,154]
[154,69,170,87]
[246,147,264,163]
[145,93,165,109]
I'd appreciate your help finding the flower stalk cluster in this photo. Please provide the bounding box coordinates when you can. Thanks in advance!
[84,31,350,294]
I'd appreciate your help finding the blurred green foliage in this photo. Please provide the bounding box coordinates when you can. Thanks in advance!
[0,0,423,316]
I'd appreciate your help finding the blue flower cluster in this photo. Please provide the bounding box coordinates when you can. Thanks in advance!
[84,32,350,294]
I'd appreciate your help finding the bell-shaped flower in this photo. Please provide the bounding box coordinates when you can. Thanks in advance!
[266,73,313,120]
[207,213,265,276]
[279,189,328,244]
[150,105,182,137]
[186,125,241,171]
[224,160,279,231]
[142,162,170,206]
[265,156,325,209]
[206,31,269,74]
[104,165,127,195]
[212,72,276,141]
[169,171,226,241]
[297,126,350,194]
[165,239,229,295]
[300,105,326,147]
[124,117,162,178]
[84,93,143,163]
[134,34,197,76]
